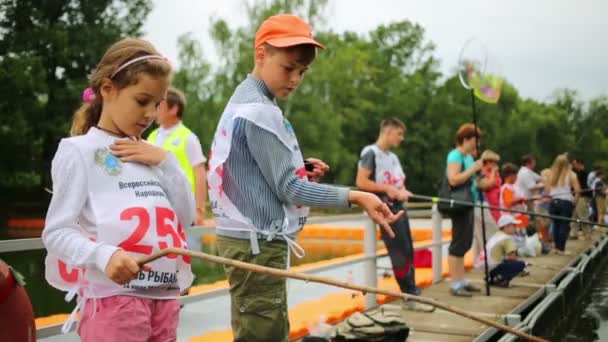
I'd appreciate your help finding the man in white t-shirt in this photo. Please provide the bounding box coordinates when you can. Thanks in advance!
[356,117,434,312]
[147,87,207,225]
[515,155,543,209]
[587,166,601,189]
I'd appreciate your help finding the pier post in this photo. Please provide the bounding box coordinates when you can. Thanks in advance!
[432,204,444,283]
[363,217,378,309]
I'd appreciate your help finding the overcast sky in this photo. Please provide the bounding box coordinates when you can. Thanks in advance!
[143,0,607,102]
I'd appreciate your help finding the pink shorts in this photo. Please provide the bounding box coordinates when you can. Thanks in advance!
[78,296,180,342]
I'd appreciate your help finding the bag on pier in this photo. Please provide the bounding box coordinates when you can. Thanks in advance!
[332,304,409,342]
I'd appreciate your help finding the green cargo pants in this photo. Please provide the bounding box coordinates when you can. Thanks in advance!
[216,235,289,342]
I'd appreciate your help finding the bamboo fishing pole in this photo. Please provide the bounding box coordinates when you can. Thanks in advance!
[469,89,491,297]
[138,247,547,342]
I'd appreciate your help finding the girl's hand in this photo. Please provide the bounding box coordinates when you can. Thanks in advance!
[105,250,149,285]
[349,191,404,238]
[195,208,205,226]
[472,159,484,173]
[110,139,168,166]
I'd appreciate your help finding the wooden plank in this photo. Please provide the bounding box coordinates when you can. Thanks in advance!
[395,234,601,341]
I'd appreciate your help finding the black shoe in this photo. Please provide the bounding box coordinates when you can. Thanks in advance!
[407,287,422,297]
[490,279,511,288]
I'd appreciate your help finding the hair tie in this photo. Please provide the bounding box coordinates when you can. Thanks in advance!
[82,87,96,103]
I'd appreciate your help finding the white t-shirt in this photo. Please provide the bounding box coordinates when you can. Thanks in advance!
[587,171,597,188]
[515,166,541,198]
[154,122,207,167]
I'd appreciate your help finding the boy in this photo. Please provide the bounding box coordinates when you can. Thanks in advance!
[487,215,528,287]
[356,118,434,312]
[515,155,543,208]
[500,163,529,228]
[147,87,207,225]
[207,14,401,342]
[500,163,530,255]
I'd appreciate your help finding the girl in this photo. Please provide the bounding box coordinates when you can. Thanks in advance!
[480,150,502,223]
[42,38,194,342]
[472,149,500,262]
[547,154,581,255]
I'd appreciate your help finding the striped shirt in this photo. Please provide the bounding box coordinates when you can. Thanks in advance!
[216,74,350,240]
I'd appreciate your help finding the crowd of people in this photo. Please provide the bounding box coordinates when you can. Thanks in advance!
[441,123,607,296]
[36,12,606,342]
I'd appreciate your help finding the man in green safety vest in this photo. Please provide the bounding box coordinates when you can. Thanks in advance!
[148,87,207,225]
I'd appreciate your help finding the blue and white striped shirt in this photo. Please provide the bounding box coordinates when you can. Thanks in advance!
[216,74,350,240]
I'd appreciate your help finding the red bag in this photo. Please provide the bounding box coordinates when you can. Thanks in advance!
[414,249,433,268]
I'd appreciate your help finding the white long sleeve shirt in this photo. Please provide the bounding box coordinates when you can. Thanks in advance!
[43,127,194,299]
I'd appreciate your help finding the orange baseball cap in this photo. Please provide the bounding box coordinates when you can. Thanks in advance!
[255,14,325,49]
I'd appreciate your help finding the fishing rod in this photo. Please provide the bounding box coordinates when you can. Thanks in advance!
[138,248,547,342]
[523,188,595,202]
[408,194,608,229]
[469,88,491,296]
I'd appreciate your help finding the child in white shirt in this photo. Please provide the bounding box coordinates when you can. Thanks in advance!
[43,38,194,341]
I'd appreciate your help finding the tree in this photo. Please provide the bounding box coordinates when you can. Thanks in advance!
[173,0,608,196]
[178,0,443,189]
[0,0,152,188]
[171,33,218,151]
[550,90,608,166]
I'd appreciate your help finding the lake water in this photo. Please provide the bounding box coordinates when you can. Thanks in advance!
[556,263,608,341]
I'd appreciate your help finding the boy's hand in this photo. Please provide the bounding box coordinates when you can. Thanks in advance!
[349,191,404,238]
[305,158,329,182]
[111,139,168,166]
[195,208,205,226]
[397,189,413,201]
[385,186,401,200]
[105,250,149,285]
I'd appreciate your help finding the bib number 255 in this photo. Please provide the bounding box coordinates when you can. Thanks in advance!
[118,206,191,263]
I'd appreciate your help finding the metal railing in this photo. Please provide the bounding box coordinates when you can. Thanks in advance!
[1,203,451,339]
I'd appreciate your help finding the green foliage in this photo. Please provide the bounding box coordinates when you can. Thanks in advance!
[0,0,152,188]
[552,90,608,167]
[1,0,607,196]
[172,0,607,196]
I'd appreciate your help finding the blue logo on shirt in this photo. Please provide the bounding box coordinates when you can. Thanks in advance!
[95,148,123,176]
